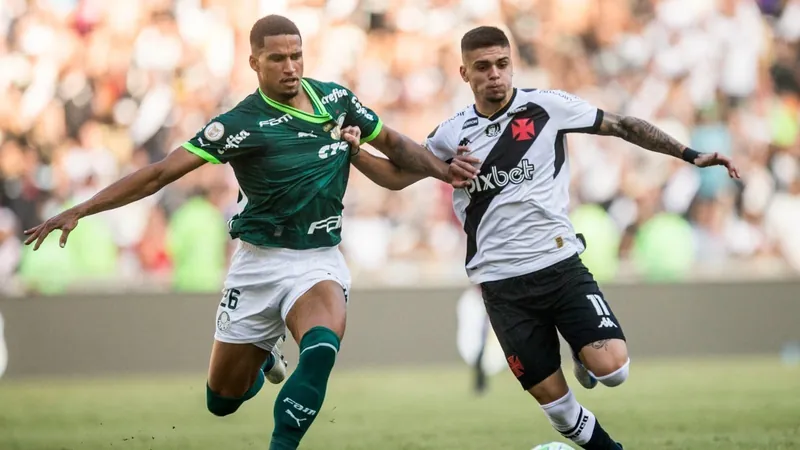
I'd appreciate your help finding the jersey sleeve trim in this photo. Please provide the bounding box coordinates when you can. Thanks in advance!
[562,109,605,135]
[182,142,221,164]
[360,118,383,145]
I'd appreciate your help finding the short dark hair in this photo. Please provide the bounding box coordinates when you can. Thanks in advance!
[460,26,510,53]
[250,15,301,49]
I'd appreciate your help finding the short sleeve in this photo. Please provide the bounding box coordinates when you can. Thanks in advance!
[537,90,604,133]
[423,122,457,162]
[182,115,256,164]
[339,88,383,145]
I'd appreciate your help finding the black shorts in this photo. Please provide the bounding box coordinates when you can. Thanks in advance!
[480,254,626,390]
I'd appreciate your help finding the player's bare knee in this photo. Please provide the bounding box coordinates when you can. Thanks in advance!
[596,357,629,387]
[581,339,629,383]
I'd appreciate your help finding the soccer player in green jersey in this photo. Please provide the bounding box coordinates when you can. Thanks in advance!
[23,15,477,450]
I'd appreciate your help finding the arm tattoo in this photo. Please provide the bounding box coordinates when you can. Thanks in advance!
[590,339,609,351]
[597,112,686,159]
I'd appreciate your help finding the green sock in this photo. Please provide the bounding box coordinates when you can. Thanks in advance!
[263,353,276,373]
[269,326,339,450]
[206,369,265,417]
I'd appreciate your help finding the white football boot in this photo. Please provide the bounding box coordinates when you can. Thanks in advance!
[265,335,289,384]
[572,352,598,389]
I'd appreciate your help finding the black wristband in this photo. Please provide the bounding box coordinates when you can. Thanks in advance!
[350,146,361,158]
[682,148,701,165]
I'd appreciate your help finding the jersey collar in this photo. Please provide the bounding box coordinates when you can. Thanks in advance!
[473,88,517,121]
[258,79,332,124]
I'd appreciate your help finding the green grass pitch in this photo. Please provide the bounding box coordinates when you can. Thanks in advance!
[1,357,798,450]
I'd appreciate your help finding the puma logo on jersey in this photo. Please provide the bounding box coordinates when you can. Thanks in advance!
[259,114,292,127]
[465,159,535,197]
[298,131,317,138]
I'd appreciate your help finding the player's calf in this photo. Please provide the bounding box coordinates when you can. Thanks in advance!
[579,339,629,387]
[206,340,271,417]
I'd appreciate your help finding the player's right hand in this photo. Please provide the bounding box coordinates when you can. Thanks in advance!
[341,126,361,155]
[449,145,481,189]
[23,208,81,251]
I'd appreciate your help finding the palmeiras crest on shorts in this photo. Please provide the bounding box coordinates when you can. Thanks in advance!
[217,311,231,331]
[324,113,347,140]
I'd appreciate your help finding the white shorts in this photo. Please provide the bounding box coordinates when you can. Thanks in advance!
[214,241,351,351]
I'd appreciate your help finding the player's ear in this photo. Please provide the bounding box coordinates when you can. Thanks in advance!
[249,54,259,72]
[460,65,468,83]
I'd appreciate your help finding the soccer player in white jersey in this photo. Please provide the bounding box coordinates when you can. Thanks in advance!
[345,26,739,450]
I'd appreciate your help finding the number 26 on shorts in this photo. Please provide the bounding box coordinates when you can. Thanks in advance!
[220,288,241,310]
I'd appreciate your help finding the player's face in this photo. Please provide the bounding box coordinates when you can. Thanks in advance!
[250,34,304,101]
[460,46,513,104]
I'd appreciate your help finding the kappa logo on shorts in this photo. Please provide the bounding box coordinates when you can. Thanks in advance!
[598,317,617,328]
[217,311,231,331]
[507,354,525,378]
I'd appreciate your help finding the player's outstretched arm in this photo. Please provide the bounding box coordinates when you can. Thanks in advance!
[596,112,740,178]
[24,148,206,250]
[351,150,426,191]
[343,126,477,190]
[368,125,478,183]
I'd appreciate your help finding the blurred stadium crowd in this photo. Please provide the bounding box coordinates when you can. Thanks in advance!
[1,0,800,295]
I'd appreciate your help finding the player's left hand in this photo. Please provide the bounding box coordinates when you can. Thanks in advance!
[23,207,82,251]
[341,126,361,156]
[694,152,740,179]
[449,145,481,189]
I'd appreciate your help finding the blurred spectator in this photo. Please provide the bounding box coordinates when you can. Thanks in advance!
[167,187,228,293]
[0,208,21,293]
[1,0,800,293]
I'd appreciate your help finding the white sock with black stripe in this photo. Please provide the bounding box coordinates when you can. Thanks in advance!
[541,390,595,445]
[541,390,621,449]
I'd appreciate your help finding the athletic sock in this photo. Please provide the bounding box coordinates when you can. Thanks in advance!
[263,353,276,373]
[206,369,265,417]
[541,389,620,450]
[269,326,339,450]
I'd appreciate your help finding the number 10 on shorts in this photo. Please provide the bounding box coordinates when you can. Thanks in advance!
[220,288,241,310]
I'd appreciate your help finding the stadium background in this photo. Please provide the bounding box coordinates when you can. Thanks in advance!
[1,0,799,449]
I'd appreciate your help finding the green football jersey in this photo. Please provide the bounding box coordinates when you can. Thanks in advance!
[182,78,383,250]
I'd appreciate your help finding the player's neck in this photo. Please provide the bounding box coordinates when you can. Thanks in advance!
[474,88,515,118]
[260,82,315,114]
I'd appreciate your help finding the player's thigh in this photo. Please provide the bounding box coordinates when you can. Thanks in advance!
[209,283,283,396]
[208,242,289,396]
[285,280,347,343]
[283,247,351,342]
[480,278,561,393]
[553,267,628,376]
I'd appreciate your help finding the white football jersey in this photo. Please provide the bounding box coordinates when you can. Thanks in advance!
[424,88,604,284]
